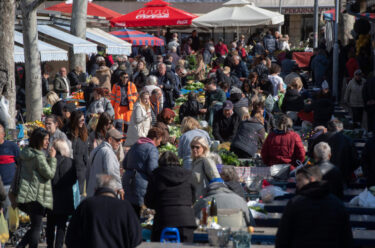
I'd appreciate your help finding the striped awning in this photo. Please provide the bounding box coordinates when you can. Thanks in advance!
[110,28,165,46]
[37,25,97,54]
[58,25,131,55]
[14,30,68,62]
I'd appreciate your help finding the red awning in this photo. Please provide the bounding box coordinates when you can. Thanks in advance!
[45,2,122,20]
[110,29,164,46]
[110,0,197,27]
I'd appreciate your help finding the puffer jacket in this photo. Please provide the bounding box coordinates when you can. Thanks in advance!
[122,137,159,206]
[261,130,305,166]
[231,118,266,158]
[16,147,57,210]
[344,78,365,107]
[124,101,152,147]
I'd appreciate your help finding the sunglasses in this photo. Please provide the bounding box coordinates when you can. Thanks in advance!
[191,145,201,150]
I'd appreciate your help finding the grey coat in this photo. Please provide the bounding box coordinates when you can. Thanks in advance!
[54,76,70,99]
[86,141,122,197]
[193,183,253,227]
[86,97,115,118]
[191,156,220,199]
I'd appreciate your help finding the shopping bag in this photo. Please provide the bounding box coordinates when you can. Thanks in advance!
[73,181,81,209]
[0,212,9,243]
[8,206,19,232]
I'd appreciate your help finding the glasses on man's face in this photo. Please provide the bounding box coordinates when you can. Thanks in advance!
[191,145,201,150]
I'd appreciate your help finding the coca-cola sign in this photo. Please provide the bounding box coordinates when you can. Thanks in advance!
[176,20,188,25]
[136,9,170,19]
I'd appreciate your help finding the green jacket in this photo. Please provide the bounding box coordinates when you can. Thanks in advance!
[16,147,57,210]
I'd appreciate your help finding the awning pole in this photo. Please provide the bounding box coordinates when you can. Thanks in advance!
[313,0,319,48]
[332,0,339,101]
[278,0,283,33]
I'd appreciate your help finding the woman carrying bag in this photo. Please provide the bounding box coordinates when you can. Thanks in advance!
[15,128,57,248]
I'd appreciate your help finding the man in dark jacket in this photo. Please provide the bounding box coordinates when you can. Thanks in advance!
[276,166,353,248]
[230,55,249,81]
[213,101,240,143]
[362,136,375,187]
[140,45,155,66]
[66,174,142,248]
[314,142,344,199]
[155,63,180,108]
[42,71,50,97]
[200,79,227,125]
[363,76,375,132]
[229,87,249,117]
[179,92,202,123]
[309,119,359,184]
[122,127,164,217]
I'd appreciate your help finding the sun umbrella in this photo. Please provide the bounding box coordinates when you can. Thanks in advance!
[45,1,122,20]
[192,0,284,28]
[110,0,197,27]
[110,29,164,46]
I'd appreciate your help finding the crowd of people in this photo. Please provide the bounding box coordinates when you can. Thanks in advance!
[0,28,374,247]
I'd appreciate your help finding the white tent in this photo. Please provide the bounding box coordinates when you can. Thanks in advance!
[192,0,284,28]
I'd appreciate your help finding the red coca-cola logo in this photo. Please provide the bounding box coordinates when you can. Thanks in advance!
[176,20,188,25]
[136,9,170,19]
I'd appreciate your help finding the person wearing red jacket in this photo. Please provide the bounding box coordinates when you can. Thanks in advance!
[261,115,305,167]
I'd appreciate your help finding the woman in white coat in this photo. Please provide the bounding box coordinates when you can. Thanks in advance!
[124,91,152,147]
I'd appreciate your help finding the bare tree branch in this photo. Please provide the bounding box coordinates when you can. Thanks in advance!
[29,0,45,11]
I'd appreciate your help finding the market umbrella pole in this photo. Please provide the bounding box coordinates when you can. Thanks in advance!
[332,0,339,102]
[313,0,319,48]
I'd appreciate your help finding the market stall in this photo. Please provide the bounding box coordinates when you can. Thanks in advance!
[110,29,165,46]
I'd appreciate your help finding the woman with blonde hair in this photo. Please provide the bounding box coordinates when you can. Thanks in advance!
[281,77,304,113]
[190,136,220,198]
[46,138,76,248]
[230,103,266,158]
[46,91,65,117]
[178,117,211,170]
[124,91,152,146]
[194,53,206,81]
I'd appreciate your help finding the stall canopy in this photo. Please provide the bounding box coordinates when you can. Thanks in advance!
[37,25,97,54]
[323,8,375,21]
[14,31,68,62]
[110,0,197,27]
[14,45,25,63]
[59,25,132,55]
[45,1,121,20]
[192,0,284,27]
[110,29,165,46]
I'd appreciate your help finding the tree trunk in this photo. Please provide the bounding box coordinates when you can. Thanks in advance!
[21,0,45,122]
[0,0,16,128]
[70,0,88,72]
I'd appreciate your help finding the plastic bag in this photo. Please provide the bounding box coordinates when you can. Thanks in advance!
[0,212,9,243]
[350,188,375,207]
[260,185,287,203]
[270,164,290,180]
[73,181,81,209]
[8,207,19,232]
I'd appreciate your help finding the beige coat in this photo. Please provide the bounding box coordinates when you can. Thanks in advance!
[191,156,220,198]
[124,101,152,146]
[94,66,112,92]
[345,78,365,107]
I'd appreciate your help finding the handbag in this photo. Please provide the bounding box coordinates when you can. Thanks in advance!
[8,157,23,208]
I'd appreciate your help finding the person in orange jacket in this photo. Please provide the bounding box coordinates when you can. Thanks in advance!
[111,72,138,133]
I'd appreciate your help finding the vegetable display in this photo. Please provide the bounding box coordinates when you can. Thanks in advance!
[169,126,182,139]
[159,142,178,156]
[219,149,240,166]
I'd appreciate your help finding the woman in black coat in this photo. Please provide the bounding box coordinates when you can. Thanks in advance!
[64,111,89,194]
[281,78,305,113]
[230,103,266,158]
[46,139,77,248]
[179,92,202,123]
[144,151,196,242]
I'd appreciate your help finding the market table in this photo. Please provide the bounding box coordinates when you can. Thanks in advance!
[255,212,375,229]
[273,188,363,202]
[263,200,375,215]
[138,243,273,248]
[190,227,375,246]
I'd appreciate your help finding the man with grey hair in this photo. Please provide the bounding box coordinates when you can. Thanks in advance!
[155,63,179,108]
[203,45,215,66]
[150,88,163,126]
[314,142,344,199]
[230,55,249,81]
[66,174,142,248]
[309,119,358,184]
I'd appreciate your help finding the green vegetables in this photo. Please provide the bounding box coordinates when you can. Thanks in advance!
[169,126,181,138]
[219,149,240,166]
[183,82,205,91]
[249,206,268,214]
[43,107,52,115]
[159,142,178,156]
